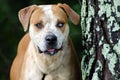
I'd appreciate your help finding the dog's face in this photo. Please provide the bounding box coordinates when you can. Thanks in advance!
[18,4,80,56]
[29,5,69,55]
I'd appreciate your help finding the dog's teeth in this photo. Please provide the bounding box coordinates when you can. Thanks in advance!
[51,52,54,54]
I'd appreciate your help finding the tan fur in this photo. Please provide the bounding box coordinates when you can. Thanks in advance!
[10,3,81,80]
[10,33,30,80]
[52,5,68,32]
[18,5,37,31]
[58,3,80,25]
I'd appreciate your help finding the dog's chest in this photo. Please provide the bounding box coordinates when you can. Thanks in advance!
[34,51,64,74]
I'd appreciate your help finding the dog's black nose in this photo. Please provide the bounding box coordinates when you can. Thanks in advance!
[45,34,57,45]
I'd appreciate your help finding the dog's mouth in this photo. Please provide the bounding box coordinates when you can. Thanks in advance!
[37,46,63,56]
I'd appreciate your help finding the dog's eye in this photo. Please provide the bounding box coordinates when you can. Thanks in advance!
[35,23,43,29]
[56,22,64,28]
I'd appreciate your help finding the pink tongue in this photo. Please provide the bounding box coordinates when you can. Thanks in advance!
[48,49,55,52]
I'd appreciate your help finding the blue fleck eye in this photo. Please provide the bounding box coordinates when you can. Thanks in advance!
[56,22,64,28]
[35,23,43,29]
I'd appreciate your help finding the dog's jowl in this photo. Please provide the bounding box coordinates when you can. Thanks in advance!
[10,3,81,80]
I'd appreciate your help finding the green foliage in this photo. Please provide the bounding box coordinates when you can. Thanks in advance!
[0,0,81,80]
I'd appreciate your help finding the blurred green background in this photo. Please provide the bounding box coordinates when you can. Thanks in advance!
[0,0,82,80]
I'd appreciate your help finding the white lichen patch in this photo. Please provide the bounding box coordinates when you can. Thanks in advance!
[113,40,120,57]
[113,0,120,17]
[98,5,105,17]
[81,55,87,80]
[107,53,117,75]
[89,47,95,55]
[88,5,95,17]
[107,17,114,26]
[112,22,120,32]
[96,26,100,31]
[86,33,92,42]
[102,44,110,59]
[106,4,112,18]
[81,0,87,36]
[99,36,104,46]
[85,17,92,36]
[107,17,114,43]
[98,0,106,17]
[81,0,86,17]
[86,58,95,75]
[99,40,102,46]
[92,72,100,80]
[81,55,95,80]
[92,61,102,80]
[96,60,103,71]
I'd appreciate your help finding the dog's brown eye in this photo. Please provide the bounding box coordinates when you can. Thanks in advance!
[35,23,43,29]
[56,22,64,28]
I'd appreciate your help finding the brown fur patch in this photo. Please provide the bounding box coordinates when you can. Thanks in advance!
[52,5,68,33]
[30,7,44,32]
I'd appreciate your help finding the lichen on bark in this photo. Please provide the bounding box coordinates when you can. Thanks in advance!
[80,0,120,80]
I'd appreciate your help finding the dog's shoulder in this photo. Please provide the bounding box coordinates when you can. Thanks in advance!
[17,33,30,56]
[10,33,30,80]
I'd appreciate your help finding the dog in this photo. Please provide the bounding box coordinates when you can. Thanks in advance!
[10,3,81,80]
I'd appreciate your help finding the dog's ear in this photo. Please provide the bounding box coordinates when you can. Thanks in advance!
[18,5,37,32]
[58,3,80,25]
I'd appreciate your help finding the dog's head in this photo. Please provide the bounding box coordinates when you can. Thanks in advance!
[18,3,80,56]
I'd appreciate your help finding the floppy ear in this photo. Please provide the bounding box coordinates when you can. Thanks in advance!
[58,3,80,25]
[18,5,37,31]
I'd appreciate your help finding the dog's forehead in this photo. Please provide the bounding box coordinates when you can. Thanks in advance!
[37,5,68,22]
[30,5,68,27]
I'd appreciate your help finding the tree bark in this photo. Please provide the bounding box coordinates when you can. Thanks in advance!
[80,0,120,80]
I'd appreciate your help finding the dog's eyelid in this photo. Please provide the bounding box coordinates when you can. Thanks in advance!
[35,23,43,29]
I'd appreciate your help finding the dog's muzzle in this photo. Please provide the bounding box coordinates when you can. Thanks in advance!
[38,34,63,56]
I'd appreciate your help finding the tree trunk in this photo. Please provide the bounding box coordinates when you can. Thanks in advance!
[80,0,120,80]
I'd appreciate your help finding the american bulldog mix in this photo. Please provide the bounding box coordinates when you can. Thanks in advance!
[10,3,81,80]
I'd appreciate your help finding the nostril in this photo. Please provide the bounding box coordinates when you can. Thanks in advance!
[45,35,57,44]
